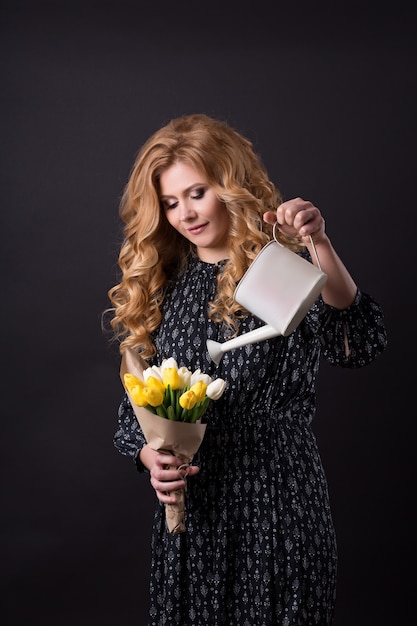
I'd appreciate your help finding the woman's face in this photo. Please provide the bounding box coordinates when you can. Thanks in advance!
[159,161,230,263]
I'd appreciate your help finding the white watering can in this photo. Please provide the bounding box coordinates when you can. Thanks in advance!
[207,224,328,365]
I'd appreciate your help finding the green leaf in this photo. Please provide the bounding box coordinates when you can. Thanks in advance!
[188,405,199,423]
[167,405,176,421]
[198,396,211,418]
[156,404,167,419]
[176,392,182,416]
[168,384,175,408]
[163,390,170,409]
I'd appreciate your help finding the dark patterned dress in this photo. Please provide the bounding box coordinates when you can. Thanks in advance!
[114,254,387,626]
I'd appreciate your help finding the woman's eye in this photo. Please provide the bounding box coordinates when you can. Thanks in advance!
[191,188,205,200]
[165,201,178,210]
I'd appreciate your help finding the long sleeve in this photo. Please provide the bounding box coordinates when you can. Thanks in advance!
[113,392,148,472]
[310,289,387,368]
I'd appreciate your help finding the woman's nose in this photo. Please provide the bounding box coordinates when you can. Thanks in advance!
[179,201,196,221]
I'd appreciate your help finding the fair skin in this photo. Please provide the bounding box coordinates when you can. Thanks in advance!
[141,165,358,503]
[159,161,230,263]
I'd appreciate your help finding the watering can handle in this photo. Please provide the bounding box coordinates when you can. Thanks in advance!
[272,222,322,271]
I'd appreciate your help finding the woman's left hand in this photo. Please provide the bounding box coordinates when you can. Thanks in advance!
[264,196,358,310]
[263,197,327,245]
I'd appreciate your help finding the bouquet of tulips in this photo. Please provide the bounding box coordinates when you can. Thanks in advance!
[120,347,226,533]
[123,357,226,423]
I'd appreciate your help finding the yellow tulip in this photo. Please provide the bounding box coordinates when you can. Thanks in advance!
[162,367,181,390]
[129,384,148,407]
[179,390,197,410]
[142,386,164,407]
[124,373,145,395]
[188,380,207,403]
[145,376,165,393]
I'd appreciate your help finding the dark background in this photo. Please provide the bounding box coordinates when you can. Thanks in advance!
[2,1,416,625]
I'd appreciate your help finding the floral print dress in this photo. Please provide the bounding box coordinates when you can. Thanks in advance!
[114,254,387,626]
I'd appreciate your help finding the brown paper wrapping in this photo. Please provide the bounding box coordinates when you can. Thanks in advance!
[120,347,207,533]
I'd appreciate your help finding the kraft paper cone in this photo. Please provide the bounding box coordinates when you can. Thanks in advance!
[120,348,207,533]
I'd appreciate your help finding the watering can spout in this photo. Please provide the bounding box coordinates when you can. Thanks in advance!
[207,324,281,365]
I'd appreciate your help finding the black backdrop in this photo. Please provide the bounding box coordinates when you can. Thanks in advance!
[2,2,416,625]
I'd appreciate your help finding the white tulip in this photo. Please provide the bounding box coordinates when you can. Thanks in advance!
[191,368,212,386]
[206,378,227,400]
[143,366,163,382]
[178,366,192,388]
[160,357,179,372]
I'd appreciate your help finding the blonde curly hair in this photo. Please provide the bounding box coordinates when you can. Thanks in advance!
[107,113,302,358]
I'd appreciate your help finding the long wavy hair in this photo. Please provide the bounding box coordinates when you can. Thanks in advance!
[107,113,302,358]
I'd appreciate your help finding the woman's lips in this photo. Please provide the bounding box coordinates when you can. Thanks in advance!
[187,223,208,235]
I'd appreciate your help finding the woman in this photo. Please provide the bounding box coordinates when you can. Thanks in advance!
[108,113,387,625]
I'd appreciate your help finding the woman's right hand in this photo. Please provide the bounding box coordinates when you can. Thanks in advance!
[140,445,200,504]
